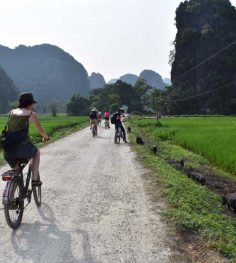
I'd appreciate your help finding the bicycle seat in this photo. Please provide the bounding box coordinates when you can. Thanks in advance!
[16,158,29,165]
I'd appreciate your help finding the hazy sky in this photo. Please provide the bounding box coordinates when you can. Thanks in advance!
[0,0,236,81]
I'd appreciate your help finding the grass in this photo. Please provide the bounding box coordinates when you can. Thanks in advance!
[0,115,88,139]
[128,116,236,261]
[0,115,89,162]
[129,117,236,174]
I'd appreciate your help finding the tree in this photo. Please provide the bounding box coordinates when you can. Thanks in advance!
[89,80,143,113]
[134,79,152,111]
[67,94,90,116]
[8,101,18,110]
[48,100,61,117]
[109,103,120,114]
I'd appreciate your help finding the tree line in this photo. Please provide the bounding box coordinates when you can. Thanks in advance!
[66,80,166,116]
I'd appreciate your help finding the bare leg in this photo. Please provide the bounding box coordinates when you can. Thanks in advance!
[31,150,40,181]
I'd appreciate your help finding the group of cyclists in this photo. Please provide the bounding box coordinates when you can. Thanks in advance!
[89,107,127,143]
[1,92,127,185]
[0,92,128,228]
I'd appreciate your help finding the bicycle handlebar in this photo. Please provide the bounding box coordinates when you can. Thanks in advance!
[32,137,50,145]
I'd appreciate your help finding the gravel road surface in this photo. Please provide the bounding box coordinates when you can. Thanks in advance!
[0,124,185,263]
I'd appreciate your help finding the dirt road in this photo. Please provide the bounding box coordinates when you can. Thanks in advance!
[0,124,185,263]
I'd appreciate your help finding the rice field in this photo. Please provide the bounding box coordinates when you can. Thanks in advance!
[130,117,236,174]
[0,115,88,139]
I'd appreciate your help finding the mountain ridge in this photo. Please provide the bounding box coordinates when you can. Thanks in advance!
[89,72,106,89]
[0,44,90,109]
[0,65,19,113]
[171,0,236,114]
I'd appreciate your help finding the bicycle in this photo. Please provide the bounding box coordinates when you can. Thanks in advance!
[104,119,110,130]
[114,126,123,144]
[91,122,97,138]
[1,146,42,229]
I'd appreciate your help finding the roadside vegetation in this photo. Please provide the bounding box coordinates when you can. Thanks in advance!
[130,117,236,174]
[128,116,236,261]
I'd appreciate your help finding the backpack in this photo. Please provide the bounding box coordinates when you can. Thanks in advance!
[110,114,117,124]
[0,125,28,151]
[0,112,29,152]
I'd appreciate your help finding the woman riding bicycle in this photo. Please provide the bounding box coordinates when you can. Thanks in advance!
[89,108,98,133]
[98,111,102,126]
[3,93,49,186]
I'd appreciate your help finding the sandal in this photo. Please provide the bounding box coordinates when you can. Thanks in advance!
[32,180,42,187]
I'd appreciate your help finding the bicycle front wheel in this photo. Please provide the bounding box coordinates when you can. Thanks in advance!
[115,132,120,144]
[33,173,42,207]
[92,127,96,137]
[117,135,120,144]
[4,177,24,229]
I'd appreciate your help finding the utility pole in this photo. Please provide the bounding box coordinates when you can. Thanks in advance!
[154,90,162,127]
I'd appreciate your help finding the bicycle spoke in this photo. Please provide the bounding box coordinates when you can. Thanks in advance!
[4,178,24,229]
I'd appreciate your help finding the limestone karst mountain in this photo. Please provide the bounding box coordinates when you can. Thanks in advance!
[117,71,165,89]
[89,72,106,89]
[139,70,165,90]
[107,79,119,84]
[0,66,19,113]
[163,78,171,86]
[171,0,236,114]
[0,44,90,108]
[119,74,139,86]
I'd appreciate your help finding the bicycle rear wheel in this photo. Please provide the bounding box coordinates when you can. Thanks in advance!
[115,131,120,144]
[33,172,42,207]
[117,134,121,144]
[4,177,24,229]
[92,126,96,137]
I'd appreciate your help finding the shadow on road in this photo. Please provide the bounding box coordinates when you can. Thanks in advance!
[10,203,101,263]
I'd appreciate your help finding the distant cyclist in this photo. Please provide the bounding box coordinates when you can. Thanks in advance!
[89,108,98,133]
[98,111,102,126]
[3,93,49,186]
[104,110,110,129]
[112,108,127,143]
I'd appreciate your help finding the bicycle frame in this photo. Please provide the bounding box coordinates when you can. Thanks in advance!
[24,165,32,194]
[91,122,97,137]
[114,126,124,144]
[105,119,110,128]
[116,126,123,136]
[119,127,123,138]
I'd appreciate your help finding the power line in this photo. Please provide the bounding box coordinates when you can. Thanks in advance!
[172,39,236,82]
[157,39,236,113]
[168,79,236,102]
[158,79,236,113]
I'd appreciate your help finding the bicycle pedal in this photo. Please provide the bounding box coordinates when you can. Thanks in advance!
[26,189,32,197]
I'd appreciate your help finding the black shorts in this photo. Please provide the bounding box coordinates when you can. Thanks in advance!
[4,143,38,168]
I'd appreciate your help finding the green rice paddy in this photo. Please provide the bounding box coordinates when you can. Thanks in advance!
[129,117,236,174]
[0,115,88,141]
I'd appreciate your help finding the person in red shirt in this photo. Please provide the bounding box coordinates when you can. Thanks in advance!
[104,110,110,129]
